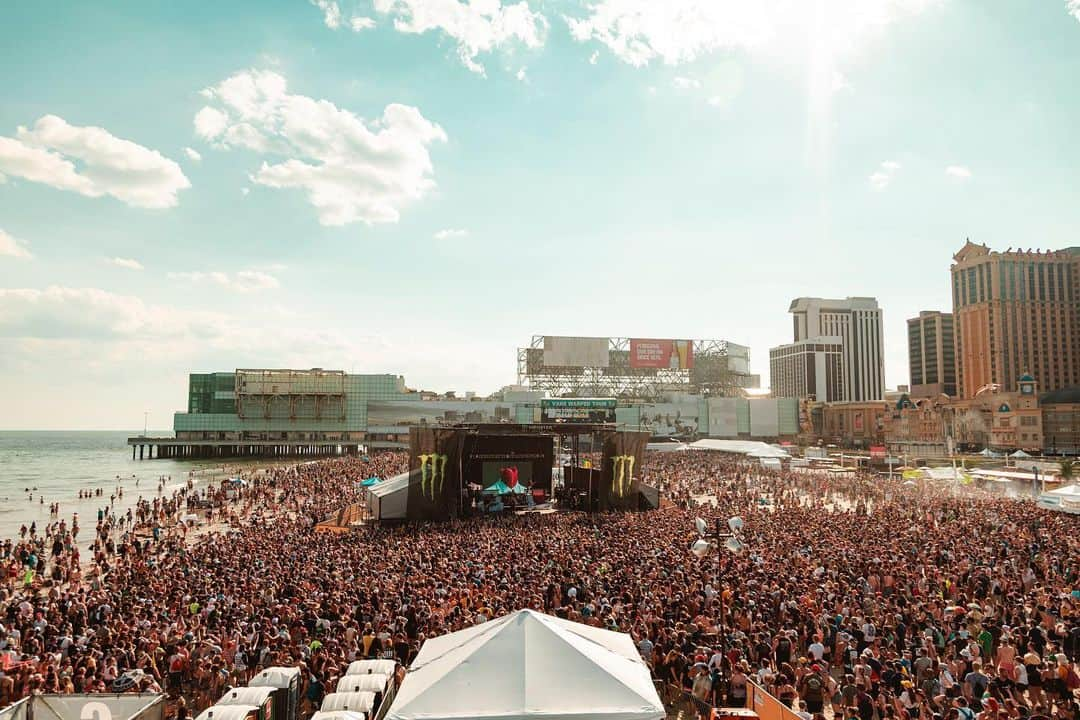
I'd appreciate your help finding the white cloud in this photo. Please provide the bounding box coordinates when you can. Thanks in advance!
[372,0,548,74]
[869,160,900,190]
[0,115,190,208]
[184,147,202,162]
[434,228,468,240]
[107,257,144,271]
[566,0,941,67]
[516,66,527,81]
[350,15,376,30]
[589,50,599,64]
[945,165,972,179]
[195,69,446,227]
[241,187,250,196]
[168,270,280,292]
[1069,0,1080,22]
[672,76,701,89]
[311,0,343,28]
[0,229,32,259]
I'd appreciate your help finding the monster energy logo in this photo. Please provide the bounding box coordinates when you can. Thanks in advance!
[610,454,636,498]
[418,453,448,501]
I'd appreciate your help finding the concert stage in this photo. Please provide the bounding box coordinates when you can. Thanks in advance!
[397,423,656,522]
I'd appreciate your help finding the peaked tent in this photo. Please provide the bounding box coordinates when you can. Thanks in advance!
[368,471,412,521]
[384,609,664,720]
[1010,450,1032,458]
[1037,483,1080,514]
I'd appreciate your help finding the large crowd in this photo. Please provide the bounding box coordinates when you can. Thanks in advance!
[0,449,1077,720]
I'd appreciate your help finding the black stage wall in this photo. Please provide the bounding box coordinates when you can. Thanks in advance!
[599,430,650,511]
[408,427,463,521]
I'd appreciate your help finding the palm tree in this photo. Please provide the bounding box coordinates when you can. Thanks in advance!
[1059,459,1075,481]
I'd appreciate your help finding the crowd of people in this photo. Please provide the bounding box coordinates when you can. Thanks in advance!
[0,448,1076,720]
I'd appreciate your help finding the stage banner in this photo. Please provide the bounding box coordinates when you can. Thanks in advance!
[599,431,650,511]
[408,427,462,521]
[629,339,694,369]
[33,695,164,720]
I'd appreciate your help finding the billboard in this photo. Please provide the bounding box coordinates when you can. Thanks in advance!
[543,336,610,368]
[540,398,616,423]
[629,339,694,369]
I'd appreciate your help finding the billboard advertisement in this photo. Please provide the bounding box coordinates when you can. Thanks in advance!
[629,339,694,369]
[540,398,616,423]
[543,336,610,368]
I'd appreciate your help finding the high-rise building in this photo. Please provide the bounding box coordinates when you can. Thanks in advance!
[769,338,845,402]
[951,241,1080,398]
[783,297,885,402]
[907,311,956,397]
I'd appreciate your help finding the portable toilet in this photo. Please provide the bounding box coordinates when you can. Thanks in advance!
[320,692,376,716]
[249,666,302,720]
[345,660,396,677]
[194,704,261,720]
[217,687,277,720]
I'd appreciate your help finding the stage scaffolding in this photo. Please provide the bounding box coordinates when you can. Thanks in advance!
[516,336,759,400]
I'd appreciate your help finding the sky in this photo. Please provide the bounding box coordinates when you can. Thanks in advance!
[1,0,1079,430]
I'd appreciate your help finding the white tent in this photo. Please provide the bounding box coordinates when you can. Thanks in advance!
[368,471,411,521]
[384,609,664,720]
[1010,450,1032,458]
[1037,483,1080,514]
[689,439,790,458]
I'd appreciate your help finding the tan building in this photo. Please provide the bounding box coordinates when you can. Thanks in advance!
[951,241,1080,398]
[1041,386,1080,456]
[950,374,1043,452]
[820,401,887,448]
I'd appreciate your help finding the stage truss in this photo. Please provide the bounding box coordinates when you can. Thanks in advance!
[516,336,758,400]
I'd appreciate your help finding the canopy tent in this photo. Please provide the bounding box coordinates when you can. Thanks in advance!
[384,609,664,720]
[1037,483,1080,514]
[347,660,397,677]
[482,480,529,495]
[360,477,381,487]
[978,448,1003,457]
[368,471,412,522]
[1010,450,1032,458]
[689,439,790,458]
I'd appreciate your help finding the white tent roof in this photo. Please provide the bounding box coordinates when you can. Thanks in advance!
[1038,483,1080,514]
[1010,450,1032,458]
[384,609,663,720]
[645,442,690,452]
[689,439,789,458]
[369,471,412,521]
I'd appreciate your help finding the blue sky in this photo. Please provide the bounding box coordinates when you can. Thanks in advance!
[1,0,1079,429]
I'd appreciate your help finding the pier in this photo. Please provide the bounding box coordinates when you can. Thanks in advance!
[126,437,365,460]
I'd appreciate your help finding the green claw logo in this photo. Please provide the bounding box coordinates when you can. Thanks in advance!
[418,453,448,500]
[610,454,635,498]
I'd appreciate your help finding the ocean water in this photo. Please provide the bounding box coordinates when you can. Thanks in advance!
[0,431,241,546]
